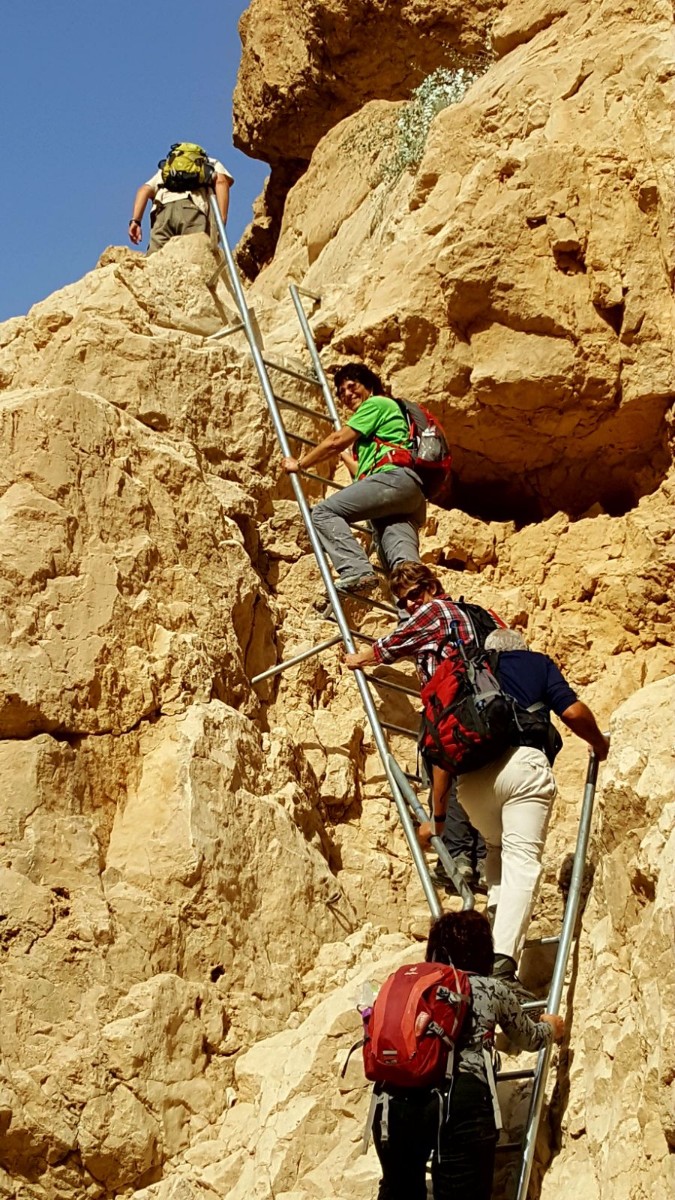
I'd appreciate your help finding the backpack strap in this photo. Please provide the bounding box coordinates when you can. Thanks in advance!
[340,1037,364,1078]
[362,1087,388,1153]
[359,399,415,478]
[481,1037,503,1131]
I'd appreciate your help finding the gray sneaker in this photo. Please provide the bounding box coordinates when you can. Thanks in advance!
[335,571,378,597]
[493,954,538,1005]
[432,854,474,892]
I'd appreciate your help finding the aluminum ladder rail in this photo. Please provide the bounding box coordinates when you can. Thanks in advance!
[282,280,474,910]
[500,746,604,1200]
[209,197,470,916]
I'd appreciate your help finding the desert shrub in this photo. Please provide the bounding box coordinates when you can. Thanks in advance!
[382,66,479,185]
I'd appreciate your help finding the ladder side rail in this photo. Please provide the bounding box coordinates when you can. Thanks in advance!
[388,756,474,911]
[513,747,603,1200]
[210,199,442,919]
[289,283,342,429]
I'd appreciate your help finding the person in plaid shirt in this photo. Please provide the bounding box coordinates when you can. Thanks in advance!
[344,560,494,889]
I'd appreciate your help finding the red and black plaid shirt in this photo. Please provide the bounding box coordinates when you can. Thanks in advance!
[372,596,476,687]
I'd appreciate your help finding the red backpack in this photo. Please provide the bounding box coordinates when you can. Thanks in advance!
[374,398,452,501]
[362,962,471,1088]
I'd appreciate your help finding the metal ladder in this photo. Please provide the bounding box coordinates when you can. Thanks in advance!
[495,747,604,1198]
[208,202,605,1196]
[208,198,473,916]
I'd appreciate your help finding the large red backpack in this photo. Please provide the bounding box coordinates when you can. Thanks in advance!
[374,398,452,501]
[362,961,471,1088]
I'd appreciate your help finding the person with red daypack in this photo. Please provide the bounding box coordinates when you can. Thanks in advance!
[344,560,499,884]
[368,910,563,1200]
[282,364,450,611]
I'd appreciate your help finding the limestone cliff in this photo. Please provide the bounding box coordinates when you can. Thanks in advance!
[0,0,673,1198]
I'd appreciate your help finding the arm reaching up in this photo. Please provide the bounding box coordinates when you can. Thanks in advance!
[560,701,609,760]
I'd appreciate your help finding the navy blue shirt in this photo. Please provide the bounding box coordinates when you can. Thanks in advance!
[496,650,577,717]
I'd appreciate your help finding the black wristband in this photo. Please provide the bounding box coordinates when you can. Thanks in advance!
[433,814,445,822]
[129,218,141,226]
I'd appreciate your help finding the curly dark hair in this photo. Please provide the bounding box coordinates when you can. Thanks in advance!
[333,362,385,396]
[389,561,443,599]
[425,910,495,976]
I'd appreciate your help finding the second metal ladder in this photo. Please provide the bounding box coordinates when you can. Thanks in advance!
[208,197,473,916]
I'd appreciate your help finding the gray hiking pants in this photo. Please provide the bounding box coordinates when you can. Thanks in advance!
[148,198,208,253]
[311,467,426,579]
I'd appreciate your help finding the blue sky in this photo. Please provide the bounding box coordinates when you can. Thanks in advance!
[0,0,269,321]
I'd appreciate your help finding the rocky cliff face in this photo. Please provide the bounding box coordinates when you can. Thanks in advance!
[0,1,673,1197]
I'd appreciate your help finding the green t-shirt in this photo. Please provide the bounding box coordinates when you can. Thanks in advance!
[347,395,412,478]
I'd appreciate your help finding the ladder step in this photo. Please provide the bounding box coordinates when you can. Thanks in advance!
[264,357,321,387]
[326,616,375,645]
[363,672,419,699]
[521,998,548,1012]
[299,469,345,491]
[287,430,320,449]
[523,934,560,948]
[496,1068,537,1082]
[295,285,321,302]
[250,633,342,685]
[340,590,398,616]
[495,1141,523,1154]
[381,720,419,740]
[276,395,334,425]
[207,319,245,341]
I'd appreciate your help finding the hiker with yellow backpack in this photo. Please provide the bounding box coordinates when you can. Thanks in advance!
[129,142,233,253]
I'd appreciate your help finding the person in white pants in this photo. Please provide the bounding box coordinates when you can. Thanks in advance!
[456,629,609,992]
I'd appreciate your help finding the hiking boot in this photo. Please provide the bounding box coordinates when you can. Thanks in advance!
[493,954,538,1005]
[474,859,488,894]
[335,571,378,597]
[314,571,377,618]
[432,853,474,893]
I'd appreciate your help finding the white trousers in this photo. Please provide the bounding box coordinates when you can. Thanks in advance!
[457,746,557,962]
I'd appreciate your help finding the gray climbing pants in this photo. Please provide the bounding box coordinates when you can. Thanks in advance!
[311,467,426,579]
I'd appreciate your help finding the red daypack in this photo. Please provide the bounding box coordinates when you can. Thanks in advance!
[362,962,471,1088]
[375,399,452,501]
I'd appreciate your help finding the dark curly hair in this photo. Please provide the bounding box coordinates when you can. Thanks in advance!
[333,362,385,396]
[425,910,495,976]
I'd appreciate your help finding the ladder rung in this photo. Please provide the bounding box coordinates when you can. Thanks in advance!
[207,319,245,341]
[327,618,375,646]
[523,934,560,948]
[495,1141,523,1154]
[287,430,320,449]
[263,357,321,387]
[299,469,345,490]
[405,771,424,783]
[496,1069,537,1082]
[340,590,398,616]
[363,672,419,699]
[521,998,547,1012]
[276,395,334,425]
[296,286,321,302]
[250,633,342,685]
[381,720,419,740]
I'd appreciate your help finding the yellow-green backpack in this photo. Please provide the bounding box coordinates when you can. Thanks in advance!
[158,143,214,192]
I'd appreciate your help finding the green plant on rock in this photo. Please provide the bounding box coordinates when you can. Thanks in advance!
[382,66,479,186]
